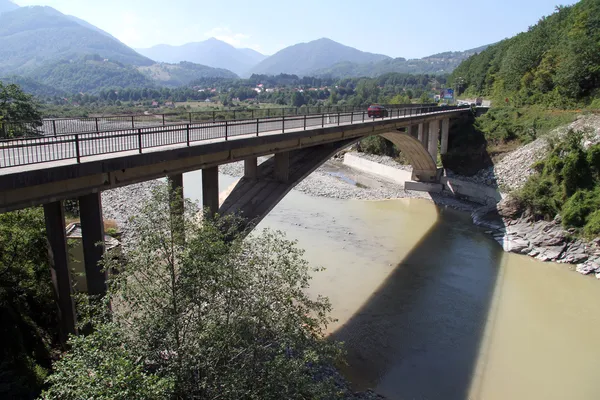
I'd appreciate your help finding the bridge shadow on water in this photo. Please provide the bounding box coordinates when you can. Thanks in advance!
[329,204,505,400]
[329,119,507,399]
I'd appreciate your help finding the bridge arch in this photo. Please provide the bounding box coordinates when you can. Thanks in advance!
[376,130,439,183]
[219,129,439,230]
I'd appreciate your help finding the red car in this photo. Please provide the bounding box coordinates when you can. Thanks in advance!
[367,104,388,118]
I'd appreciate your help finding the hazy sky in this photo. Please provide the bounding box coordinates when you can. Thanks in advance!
[14,0,577,58]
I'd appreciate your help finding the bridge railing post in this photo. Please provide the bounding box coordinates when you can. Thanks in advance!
[162,114,165,126]
[131,116,135,129]
[282,115,285,133]
[362,111,365,122]
[94,118,99,134]
[225,120,228,140]
[256,118,259,136]
[322,113,324,128]
[304,114,307,130]
[338,112,340,126]
[52,120,57,136]
[138,128,142,153]
[75,134,81,163]
[350,112,353,124]
[186,124,190,146]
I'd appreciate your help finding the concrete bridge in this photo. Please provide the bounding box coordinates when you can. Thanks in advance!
[0,105,471,337]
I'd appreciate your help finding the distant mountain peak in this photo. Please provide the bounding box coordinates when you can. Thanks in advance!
[249,37,390,76]
[0,0,19,14]
[136,38,266,76]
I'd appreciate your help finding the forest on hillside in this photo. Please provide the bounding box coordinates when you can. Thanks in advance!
[451,0,600,108]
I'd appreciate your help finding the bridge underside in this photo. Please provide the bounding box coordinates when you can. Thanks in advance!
[219,139,356,229]
[218,129,439,230]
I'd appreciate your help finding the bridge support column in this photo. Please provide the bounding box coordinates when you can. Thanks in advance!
[244,157,258,179]
[428,120,440,162]
[44,201,77,342]
[441,118,450,155]
[79,192,107,297]
[417,123,425,145]
[202,166,219,218]
[274,151,290,182]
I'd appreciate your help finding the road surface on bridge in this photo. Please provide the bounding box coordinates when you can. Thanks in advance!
[0,106,468,173]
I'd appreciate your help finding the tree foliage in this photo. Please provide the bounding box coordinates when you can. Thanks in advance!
[42,185,346,399]
[0,81,43,137]
[0,208,59,399]
[450,0,600,106]
[515,130,600,237]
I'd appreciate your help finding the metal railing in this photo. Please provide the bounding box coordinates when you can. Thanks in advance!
[3,103,437,138]
[0,105,470,169]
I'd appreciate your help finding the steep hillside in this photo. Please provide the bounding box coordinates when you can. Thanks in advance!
[0,0,18,14]
[313,44,490,78]
[0,6,153,75]
[451,0,600,106]
[138,61,238,87]
[25,55,154,93]
[248,38,390,76]
[0,75,66,97]
[136,38,266,75]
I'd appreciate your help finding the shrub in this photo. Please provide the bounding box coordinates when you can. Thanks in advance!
[42,185,346,399]
[584,210,600,237]
[516,175,562,220]
[561,190,598,227]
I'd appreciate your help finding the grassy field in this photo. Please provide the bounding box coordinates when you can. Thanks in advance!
[175,101,285,111]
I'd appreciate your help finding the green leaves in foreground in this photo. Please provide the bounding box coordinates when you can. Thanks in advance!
[42,184,344,399]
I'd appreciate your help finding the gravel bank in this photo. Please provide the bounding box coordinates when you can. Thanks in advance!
[219,154,477,212]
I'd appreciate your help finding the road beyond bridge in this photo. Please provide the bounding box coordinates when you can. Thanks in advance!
[0,105,471,338]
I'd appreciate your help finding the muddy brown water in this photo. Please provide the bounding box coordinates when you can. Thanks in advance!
[184,170,600,400]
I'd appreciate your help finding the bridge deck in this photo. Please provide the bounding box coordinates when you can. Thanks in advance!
[0,106,470,212]
[0,106,468,174]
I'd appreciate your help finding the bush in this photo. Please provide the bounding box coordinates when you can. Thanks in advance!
[0,208,59,399]
[516,175,562,220]
[561,190,600,227]
[584,210,600,237]
[41,323,173,400]
[42,185,346,399]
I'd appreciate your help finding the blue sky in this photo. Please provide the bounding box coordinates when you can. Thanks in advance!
[15,0,578,58]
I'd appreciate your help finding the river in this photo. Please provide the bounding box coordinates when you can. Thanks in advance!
[184,170,600,400]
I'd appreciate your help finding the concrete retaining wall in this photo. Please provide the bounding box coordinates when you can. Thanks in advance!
[343,153,412,182]
[343,152,506,205]
[440,177,505,205]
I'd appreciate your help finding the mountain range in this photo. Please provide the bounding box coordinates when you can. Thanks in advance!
[136,38,267,76]
[0,0,488,94]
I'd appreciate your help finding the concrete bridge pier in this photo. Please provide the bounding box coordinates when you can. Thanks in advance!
[428,120,440,162]
[274,152,290,182]
[78,192,107,297]
[417,123,425,145]
[244,157,258,179]
[202,166,219,218]
[441,118,450,155]
[43,201,77,341]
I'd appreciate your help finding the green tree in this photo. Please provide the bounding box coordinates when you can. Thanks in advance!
[0,208,59,399]
[0,82,43,137]
[42,185,345,399]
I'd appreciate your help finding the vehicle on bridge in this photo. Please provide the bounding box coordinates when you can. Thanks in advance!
[367,104,388,118]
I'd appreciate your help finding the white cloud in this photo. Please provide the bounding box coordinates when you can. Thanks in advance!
[204,26,250,48]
